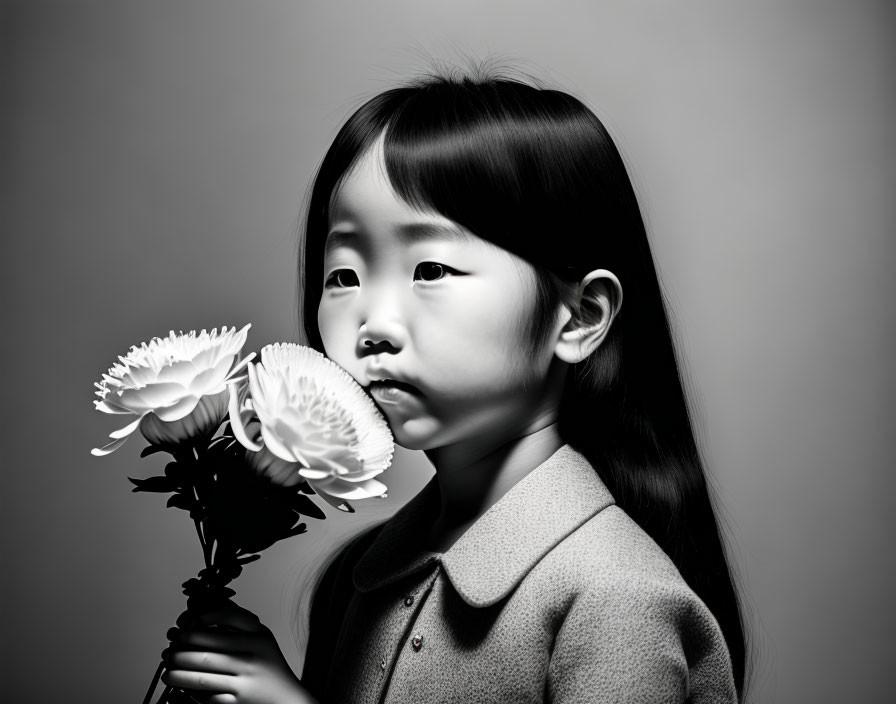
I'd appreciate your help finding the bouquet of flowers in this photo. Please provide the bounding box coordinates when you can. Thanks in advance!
[91,325,393,704]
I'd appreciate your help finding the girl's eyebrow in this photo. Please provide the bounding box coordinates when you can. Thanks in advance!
[324,230,359,257]
[324,221,472,256]
[394,222,473,244]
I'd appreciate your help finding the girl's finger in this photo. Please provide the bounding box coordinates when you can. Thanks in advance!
[196,606,263,632]
[161,667,234,694]
[167,649,242,675]
[177,627,255,653]
[175,601,239,629]
[208,695,238,704]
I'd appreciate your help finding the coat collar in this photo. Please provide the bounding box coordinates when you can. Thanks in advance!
[353,444,615,608]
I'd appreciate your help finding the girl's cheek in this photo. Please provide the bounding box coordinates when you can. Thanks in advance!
[318,308,359,375]
[317,305,337,351]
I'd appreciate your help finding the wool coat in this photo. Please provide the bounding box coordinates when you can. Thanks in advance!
[301,444,737,703]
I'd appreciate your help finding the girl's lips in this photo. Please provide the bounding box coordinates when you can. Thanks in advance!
[368,379,421,405]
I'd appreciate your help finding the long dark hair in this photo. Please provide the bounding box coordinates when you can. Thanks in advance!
[299,66,749,696]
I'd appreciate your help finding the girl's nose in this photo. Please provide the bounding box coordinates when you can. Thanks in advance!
[357,282,408,354]
[358,320,406,355]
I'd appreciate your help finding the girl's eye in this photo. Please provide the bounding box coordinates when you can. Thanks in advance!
[325,269,360,288]
[414,262,455,282]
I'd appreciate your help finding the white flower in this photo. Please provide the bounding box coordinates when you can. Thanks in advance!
[229,343,393,510]
[91,325,254,455]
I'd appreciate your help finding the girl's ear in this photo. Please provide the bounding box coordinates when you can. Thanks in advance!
[554,269,623,364]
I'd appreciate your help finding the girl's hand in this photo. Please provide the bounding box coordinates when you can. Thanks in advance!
[162,602,318,704]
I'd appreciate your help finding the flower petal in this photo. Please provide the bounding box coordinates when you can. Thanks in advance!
[109,416,144,439]
[223,352,256,382]
[309,475,387,500]
[117,382,189,411]
[90,435,131,456]
[228,383,263,452]
[120,365,157,387]
[188,354,236,396]
[329,463,385,483]
[260,422,300,463]
[153,395,200,422]
[297,467,331,481]
[94,399,135,415]
[156,359,198,385]
[191,346,219,370]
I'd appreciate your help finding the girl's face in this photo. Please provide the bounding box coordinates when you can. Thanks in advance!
[318,134,567,453]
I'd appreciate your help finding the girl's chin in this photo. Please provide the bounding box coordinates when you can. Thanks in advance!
[387,418,443,452]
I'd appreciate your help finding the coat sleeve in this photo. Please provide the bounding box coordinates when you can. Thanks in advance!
[545,577,737,704]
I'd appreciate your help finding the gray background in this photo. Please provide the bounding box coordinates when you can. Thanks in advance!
[3,1,894,702]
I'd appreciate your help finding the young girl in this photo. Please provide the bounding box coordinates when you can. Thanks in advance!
[163,68,748,703]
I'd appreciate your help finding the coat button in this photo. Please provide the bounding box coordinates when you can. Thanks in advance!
[404,595,414,607]
[411,634,423,650]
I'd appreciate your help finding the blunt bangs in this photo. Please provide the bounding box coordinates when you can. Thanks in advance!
[379,81,621,275]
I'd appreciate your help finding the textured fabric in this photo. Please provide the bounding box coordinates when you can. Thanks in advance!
[302,444,737,703]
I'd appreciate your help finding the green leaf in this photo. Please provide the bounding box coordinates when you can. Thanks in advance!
[292,494,326,520]
[140,444,174,458]
[128,476,177,493]
[166,494,196,511]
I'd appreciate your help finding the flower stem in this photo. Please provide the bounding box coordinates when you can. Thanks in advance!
[176,444,212,573]
[141,659,165,704]
[194,516,212,572]
[152,685,173,704]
